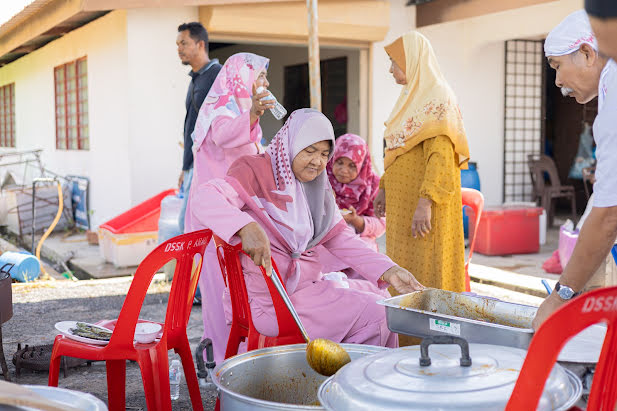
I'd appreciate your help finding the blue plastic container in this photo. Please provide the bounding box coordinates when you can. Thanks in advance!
[0,251,41,282]
[461,162,481,238]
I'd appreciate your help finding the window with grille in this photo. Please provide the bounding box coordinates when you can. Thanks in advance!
[55,57,89,150]
[503,40,544,202]
[0,83,15,148]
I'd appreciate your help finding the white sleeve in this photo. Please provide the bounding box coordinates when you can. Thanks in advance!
[592,78,617,208]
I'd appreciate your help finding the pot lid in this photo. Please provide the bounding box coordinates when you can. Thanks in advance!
[318,336,581,411]
[558,323,607,364]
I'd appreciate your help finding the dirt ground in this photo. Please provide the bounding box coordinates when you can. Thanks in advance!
[1,277,218,410]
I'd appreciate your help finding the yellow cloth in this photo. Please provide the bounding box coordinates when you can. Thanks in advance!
[383,31,470,171]
[383,136,465,293]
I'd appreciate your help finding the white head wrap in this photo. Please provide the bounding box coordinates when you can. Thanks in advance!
[544,10,598,57]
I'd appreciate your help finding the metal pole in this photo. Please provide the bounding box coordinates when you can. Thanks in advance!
[307,0,322,111]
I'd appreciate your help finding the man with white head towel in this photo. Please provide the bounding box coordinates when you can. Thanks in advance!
[533,10,617,329]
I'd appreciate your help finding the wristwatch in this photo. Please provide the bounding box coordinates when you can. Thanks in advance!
[555,282,581,301]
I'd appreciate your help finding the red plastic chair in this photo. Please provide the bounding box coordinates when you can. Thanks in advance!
[462,188,484,292]
[506,286,617,411]
[48,229,212,411]
[212,235,305,359]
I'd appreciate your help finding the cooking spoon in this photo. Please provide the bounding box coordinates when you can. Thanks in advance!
[264,263,351,376]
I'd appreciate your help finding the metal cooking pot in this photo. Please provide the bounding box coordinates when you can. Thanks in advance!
[318,336,582,411]
[557,323,606,398]
[0,270,12,324]
[202,341,386,410]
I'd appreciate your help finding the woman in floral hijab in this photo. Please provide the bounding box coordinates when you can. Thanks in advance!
[185,52,274,362]
[327,133,384,251]
[375,31,470,311]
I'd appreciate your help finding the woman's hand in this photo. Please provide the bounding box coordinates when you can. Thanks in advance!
[374,188,386,218]
[250,84,275,125]
[343,206,365,233]
[412,198,432,238]
[381,266,424,294]
[237,222,273,274]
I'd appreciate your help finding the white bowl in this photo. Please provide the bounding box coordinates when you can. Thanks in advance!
[134,322,162,343]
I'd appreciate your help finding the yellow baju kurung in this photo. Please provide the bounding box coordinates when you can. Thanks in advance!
[382,135,465,292]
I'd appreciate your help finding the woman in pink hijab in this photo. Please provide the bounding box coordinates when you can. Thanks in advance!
[191,109,423,351]
[327,134,385,251]
[185,52,275,362]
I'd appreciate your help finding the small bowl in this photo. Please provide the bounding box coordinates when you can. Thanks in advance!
[134,322,162,343]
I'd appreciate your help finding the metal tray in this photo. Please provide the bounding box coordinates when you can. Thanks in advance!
[377,288,537,349]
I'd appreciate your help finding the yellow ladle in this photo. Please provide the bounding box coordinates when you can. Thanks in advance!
[266,265,351,376]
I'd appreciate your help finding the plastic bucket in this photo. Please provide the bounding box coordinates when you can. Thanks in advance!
[461,162,481,238]
[0,251,41,282]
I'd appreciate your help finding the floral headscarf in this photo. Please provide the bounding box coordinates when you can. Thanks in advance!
[327,134,380,217]
[191,53,269,154]
[384,31,470,170]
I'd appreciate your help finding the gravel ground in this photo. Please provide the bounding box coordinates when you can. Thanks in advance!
[1,274,546,411]
[2,277,217,410]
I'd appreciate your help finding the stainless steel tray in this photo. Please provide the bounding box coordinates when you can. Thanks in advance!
[377,288,537,349]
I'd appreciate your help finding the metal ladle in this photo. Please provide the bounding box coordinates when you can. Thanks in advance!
[266,266,351,376]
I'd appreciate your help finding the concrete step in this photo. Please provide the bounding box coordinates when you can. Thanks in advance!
[469,262,558,298]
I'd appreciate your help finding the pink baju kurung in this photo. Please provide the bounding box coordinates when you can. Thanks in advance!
[190,109,398,351]
[184,53,268,362]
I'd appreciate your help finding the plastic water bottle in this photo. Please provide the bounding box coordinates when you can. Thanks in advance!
[169,359,182,400]
[256,86,287,120]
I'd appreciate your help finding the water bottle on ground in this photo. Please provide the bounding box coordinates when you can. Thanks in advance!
[169,359,182,400]
[256,86,287,120]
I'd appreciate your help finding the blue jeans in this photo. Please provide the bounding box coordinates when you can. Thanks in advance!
[178,168,193,233]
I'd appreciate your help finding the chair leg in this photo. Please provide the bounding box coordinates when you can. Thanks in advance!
[48,337,63,387]
[106,360,127,411]
[137,346,172,411]
[176,337,204,411]
[464,267,471,292]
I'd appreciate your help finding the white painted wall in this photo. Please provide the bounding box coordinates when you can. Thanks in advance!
[418,0,583,205]
[211,44,361,143]
[125,7,199,206]
[0,11,131,228]
[369,0,416,175]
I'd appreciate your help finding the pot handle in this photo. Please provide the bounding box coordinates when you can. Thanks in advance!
[419,336,472,367]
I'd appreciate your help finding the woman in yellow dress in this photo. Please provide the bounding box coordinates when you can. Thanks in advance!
[374,31,470,301]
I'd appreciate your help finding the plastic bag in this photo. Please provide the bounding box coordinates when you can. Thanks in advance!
[569,123,595,179]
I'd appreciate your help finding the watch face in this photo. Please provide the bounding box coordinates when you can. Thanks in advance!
[558,286,575,300]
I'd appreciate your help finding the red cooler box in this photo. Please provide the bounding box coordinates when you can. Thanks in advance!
[468,205,543,255]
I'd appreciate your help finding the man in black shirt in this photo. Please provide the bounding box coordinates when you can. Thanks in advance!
[586,0,617,61]
[176,22,222,232]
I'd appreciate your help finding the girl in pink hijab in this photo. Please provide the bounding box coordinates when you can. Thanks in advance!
[185,52,275,362]
[327,133,385,251]
[191,109,423,352]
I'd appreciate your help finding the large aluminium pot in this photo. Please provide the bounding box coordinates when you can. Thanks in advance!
[557,323,606,397]
[318,336,582,411]
[211,343,386,410]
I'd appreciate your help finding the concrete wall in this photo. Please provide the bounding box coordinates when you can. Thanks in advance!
[125,7,199,207]
[418,0,583,205]
[0,11,130,228]
[368,0,416,175]
[210,44,361,143]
